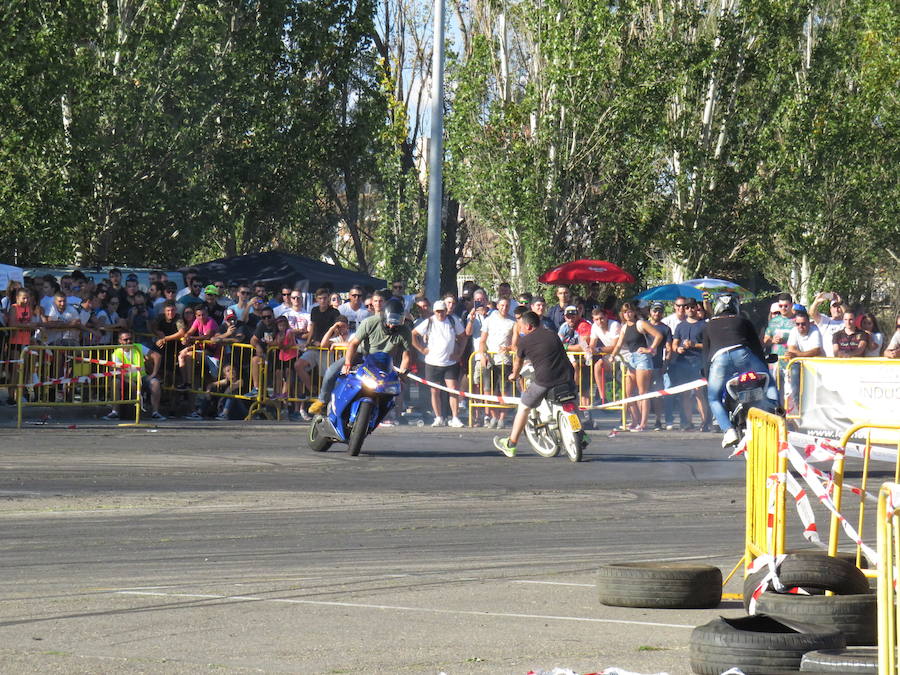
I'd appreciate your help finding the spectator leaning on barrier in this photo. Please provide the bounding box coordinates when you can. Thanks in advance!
[884,314,900,358]
[5,288,36,405]
[246,307,278,397]
[103,329,165,421]
[557,304,592,409]
[809,291,845,357]
[176,304,220,388]
[296,288,340,380]
[832,309,868,358]
[44,292,82,346]
[588,306,621,404]
[152,300,186,386]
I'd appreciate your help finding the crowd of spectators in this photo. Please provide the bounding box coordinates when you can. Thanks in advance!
[2,270,899,426]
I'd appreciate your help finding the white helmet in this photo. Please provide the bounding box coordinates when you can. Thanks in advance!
[712,294,739,317]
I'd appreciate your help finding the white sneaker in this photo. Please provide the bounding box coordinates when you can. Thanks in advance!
[431,417,445,427]
[722,427,740,448]
[448,417,464,428]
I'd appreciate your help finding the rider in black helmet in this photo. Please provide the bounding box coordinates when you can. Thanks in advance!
[702,293,779,447]
[308,292,412,415]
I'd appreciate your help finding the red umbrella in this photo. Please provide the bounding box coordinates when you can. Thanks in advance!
[538,259,635,284]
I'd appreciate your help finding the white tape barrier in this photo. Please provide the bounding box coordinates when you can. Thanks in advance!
[401,368,707,411]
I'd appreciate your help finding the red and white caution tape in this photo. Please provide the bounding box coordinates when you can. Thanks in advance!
[12,371,129,388]
[72,356,142,370]
[789,430,897,464]
[780,439,878,566]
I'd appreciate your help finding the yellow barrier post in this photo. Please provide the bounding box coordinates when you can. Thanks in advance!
[877,482,900,675]
[744,408,788,572]
[829,424,900,579]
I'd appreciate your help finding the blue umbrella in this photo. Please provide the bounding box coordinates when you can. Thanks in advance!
[635,283,704,302]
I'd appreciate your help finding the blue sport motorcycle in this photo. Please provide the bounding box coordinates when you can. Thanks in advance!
[307,352,403,456]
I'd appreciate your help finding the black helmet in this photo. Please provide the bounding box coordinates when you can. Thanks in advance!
[384,298,405,326]
[712,293,739,317]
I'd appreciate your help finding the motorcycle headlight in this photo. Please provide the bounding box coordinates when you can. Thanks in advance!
[360,375,380,390]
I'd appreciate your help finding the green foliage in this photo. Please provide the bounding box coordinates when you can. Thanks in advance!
[0,0,379,268]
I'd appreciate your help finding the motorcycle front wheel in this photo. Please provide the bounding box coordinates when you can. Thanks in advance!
[347,400,373,457]
[308,415,333,452]
[524,412,559,458]
[557,411,583,462]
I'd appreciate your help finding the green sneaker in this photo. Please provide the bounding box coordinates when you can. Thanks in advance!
[493,436,516,458]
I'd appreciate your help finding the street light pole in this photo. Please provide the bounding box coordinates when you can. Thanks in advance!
[424,0,446,304]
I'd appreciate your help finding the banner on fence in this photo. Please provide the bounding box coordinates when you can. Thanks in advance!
[795,358,900,443]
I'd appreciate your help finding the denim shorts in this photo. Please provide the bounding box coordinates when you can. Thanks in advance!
[626,352,654,371]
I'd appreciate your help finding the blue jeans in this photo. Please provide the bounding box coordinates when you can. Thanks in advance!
[706,347,779,431]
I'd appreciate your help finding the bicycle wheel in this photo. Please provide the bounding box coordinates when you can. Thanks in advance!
[524,412,559,457]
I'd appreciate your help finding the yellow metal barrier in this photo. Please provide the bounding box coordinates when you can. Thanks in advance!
[1,326,36,404]
[466,350,520,426]
[15,344,142,428]
[877,481,900,675]
[257,344,335,420]
[829,424,900,578]
[164,341,261,420]
[744,407,788,572]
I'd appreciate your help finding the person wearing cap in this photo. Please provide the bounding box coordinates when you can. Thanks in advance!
[201,284,225,324]
[307,291,412,416]
[809,291,846,357]
[557,304,592,408]
[412,299,467,427]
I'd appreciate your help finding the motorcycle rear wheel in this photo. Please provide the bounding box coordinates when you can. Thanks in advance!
[558,411,583,462]
[524,412,559,457]
[347,400,373,457]
[308,415,333,452]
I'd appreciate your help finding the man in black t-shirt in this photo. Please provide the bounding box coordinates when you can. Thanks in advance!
[493,311,576,457]
[298,288,342,374]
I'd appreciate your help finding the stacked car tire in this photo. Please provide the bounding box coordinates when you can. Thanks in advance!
[597,553,877,674]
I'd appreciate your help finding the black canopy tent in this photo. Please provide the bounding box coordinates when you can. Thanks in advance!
[185,251,386,293]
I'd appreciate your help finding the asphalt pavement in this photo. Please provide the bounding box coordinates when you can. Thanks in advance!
[0,417,749,674]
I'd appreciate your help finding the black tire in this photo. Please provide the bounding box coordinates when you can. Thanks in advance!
[347,400,373,457]
[690,615,846,675]
[800,646,878,673]
[743,553,870,611]
[308,415,333,452]
[755,592,877,646]
[597,562,722,609]
[786,548,870,570]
